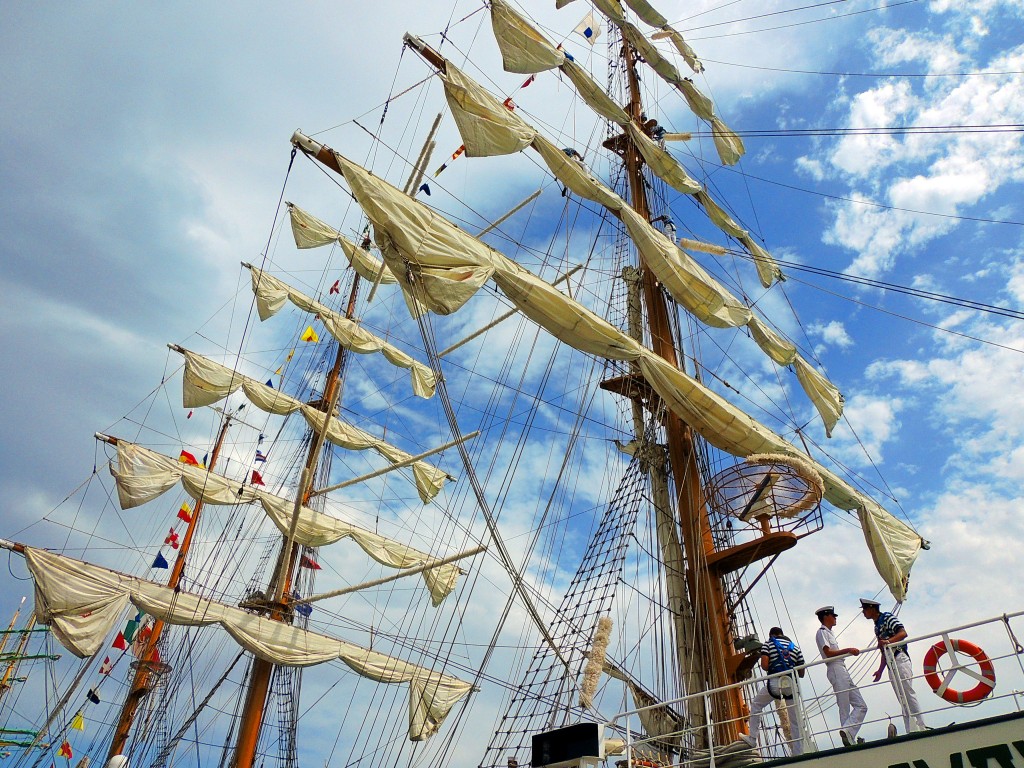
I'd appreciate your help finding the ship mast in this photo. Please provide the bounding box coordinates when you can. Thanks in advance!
[101,410,237,760]
[232,274,361,768]
[612,37,746,739]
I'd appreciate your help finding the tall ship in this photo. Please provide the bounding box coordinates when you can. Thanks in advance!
[2,2,1022,768]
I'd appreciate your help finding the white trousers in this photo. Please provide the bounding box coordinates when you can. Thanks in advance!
[825,663,867,740]
[889,651,926,732]
[748,682,802,755]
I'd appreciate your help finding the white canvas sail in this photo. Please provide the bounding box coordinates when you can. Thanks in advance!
[108,441,461,604]
[21,546,472,739]
[286,203,398,284]
[247,266,436,398]
[322,150,921,599]
[179,350,449,502]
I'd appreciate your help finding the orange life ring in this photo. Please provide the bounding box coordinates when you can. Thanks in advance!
[922,639,996,704]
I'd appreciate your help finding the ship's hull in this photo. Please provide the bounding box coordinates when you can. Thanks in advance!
[761,711,1024,767]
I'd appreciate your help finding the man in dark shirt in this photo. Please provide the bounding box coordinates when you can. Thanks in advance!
[741,627,806,755]
[861,598,927,733]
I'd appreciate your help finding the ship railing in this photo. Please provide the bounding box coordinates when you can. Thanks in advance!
[602,609,1024,765]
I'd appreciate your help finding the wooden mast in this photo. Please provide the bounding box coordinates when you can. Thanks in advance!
[101,412,236,760]
[398,25,748,738]
[231,274,361,768]
[615,39,746,739]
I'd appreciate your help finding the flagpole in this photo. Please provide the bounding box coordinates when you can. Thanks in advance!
[101,412,238,761]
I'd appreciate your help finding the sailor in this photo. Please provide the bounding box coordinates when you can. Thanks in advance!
[815,606,868,746]
[860,598,927,733]
[742,627,805,755]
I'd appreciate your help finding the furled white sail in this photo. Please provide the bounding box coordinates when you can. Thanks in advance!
[620,207,843,432]
[179,350,449,502]
[286,203,398,284]
[247,267,435,398]
[559,59,631,126]
[620,0,667,27]
[23,547,472,738]
[655,27,703,74]
[530,136,626,211]
[441,63,537,157]
[489,0,565,74]
[324,150,921,599]
[625,123,701,195]
[108,441,460,604]
[485,17,773,286]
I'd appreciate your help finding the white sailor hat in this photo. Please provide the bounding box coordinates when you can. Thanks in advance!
[815,605,836,617]
[859,598,881,609]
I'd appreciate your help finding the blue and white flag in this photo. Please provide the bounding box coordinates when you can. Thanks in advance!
[574,12,600,44]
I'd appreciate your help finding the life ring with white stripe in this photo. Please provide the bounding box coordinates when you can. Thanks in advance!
[922,639,996,704]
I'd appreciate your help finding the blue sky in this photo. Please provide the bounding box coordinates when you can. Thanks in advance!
[1,0,1023,763]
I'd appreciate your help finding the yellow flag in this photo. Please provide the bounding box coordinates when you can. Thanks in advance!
[300,326,319,343]
[71,711,85,731]
[275,366,283,375]
[286,348,295,361]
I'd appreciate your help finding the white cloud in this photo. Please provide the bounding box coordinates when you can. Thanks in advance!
[809,320,854,350]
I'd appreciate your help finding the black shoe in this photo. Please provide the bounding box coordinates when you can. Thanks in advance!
[839,730,852,747]
[856,737,865,744]
[887,723,898,738]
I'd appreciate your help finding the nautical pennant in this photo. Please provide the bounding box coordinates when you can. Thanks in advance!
[178,503,193,523]
[258,433,266,444]
[299,553,322,570]
[301,326,319,343]
[152,551,169,569]
[86,688,100,704]
[99,656,112,675]
[286,349,295,362]
[574,12,600,43]
[186,410,193,419]
[112,632,128,651]
[265,379,274,388]
[178,450,199,466]
[255,450,267,463]
[164,528,180,549]
[58,742,72,759]
[418,183,431,196]
[521,74,536,88]
[201,453,208,467]
[329,279,340,295]
[250,470,266,487]
[71,712,84,732]
[123,619,139,643]
[292,590,313,617]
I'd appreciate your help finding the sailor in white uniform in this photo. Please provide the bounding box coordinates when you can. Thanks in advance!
[815,606,868,746]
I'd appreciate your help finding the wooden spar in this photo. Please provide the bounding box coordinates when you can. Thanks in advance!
[617,38,746,739]
[232,273,361,768]
[295,545,486,606]
[102,412,237,761]
[309,431,478,498]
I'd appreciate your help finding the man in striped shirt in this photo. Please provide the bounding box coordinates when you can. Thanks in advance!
[861,598,927,733]
[741,627,806,755]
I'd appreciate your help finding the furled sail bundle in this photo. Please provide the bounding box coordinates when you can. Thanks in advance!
[108,441,461,604]
[489,0,740,164]
[19,546,472,739]
[246,266,436,398]
[400,59,836,429]
[481,4,777,285]
[178,349,450,503]
[286,203,398,284]
[299,142,921,599]
[440,62,537,156]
